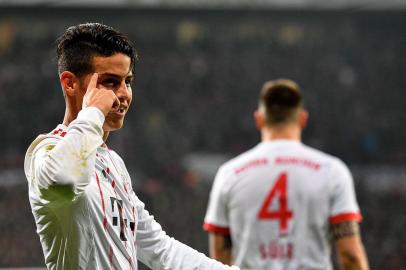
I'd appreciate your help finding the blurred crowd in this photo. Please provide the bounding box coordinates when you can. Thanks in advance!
[0,8,405,269]
[1,170,406,269]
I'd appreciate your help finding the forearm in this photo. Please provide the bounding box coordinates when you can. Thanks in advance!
[333,222,369,270]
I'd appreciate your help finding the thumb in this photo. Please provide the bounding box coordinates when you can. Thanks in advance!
[112,95,120,111]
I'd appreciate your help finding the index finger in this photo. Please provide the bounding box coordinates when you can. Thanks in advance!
[87,73,99,91]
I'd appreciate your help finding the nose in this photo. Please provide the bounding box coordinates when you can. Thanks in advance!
[116,81,131,103]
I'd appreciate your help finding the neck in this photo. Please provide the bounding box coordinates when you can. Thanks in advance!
[261,124,302,142]
[103,131,110,142]
[62,107,78,127]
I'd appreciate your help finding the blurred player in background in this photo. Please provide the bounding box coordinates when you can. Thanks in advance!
[24,22,239,270]
[203,79,369,270]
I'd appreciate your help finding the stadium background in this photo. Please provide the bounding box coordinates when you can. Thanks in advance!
[0,0,405,269]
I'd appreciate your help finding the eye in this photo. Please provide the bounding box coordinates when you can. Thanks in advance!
[103,78,119,87]
[125,78,133,87]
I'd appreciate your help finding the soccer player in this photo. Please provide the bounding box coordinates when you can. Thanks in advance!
[24,23,239,270]
[203,79,369,270]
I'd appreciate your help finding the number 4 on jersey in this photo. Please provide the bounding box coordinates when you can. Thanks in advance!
[258,172,293,234]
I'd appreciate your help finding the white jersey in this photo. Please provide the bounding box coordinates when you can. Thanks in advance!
[203,140,362,270]
[25,107,239,270]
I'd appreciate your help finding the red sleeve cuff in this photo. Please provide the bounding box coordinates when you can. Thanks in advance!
[203,222,230,235]
[329,212,363,224]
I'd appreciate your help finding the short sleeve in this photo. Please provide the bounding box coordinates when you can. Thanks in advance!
[203,166,231,235]
[329,159,362,224]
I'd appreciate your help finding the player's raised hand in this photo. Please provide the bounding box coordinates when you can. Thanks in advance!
[82,73,120,116]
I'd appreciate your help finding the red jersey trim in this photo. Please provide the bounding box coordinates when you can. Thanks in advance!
[203,223,230,235]
[329,212,363,224]
[51,128,67,137]
[95,173,108,229]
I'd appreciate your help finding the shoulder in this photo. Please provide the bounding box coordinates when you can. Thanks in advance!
[24,128,64,179]
[26,128,66,154]
[301,144,348,167]
[301,144,353,185]
[217,144,264,178]
[25,128,65,156]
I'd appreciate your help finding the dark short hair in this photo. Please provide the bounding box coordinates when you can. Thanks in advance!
[259,79,303,125]
[56,23,137,76]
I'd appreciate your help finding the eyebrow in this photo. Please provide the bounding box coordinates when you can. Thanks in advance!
[98,72,133,79]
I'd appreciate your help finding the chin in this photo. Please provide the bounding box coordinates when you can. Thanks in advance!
[103,121,125,132]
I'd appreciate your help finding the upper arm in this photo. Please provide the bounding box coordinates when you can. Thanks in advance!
[209,233,232,265]
[27,138,61,189]
[203,166,234,263]
[30,137,95,192]
[332,221,369,270]
[328,161,368,269]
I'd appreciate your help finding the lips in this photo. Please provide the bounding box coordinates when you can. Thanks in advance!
[109,106,127,117]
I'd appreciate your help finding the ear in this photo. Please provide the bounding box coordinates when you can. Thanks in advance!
[60,71,78,97]
[254,109,266,130]
[298,109,309,130]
